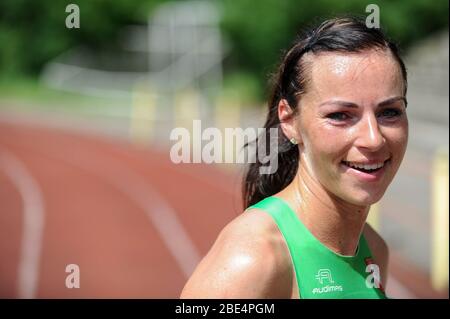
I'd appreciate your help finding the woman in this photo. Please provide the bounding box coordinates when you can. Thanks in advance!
[181,16,408,299]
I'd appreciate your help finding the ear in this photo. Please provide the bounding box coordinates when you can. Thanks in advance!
[278,99,302,145]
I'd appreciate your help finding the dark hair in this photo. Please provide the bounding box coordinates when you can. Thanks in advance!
[242,16,408,209]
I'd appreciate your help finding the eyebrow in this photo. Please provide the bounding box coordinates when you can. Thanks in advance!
[319,96,408,108]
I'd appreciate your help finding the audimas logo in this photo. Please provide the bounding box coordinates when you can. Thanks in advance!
[312,269,344,294]
[315,269,334,284]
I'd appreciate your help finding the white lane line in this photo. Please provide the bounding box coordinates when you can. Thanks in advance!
[59,152,201,279]
[0,148,45,299]
[95,161,202,279]
[3,138,201,279]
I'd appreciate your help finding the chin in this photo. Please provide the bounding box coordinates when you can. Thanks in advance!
[348,190,385,206]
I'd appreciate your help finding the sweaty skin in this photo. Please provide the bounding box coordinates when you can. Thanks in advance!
[279,49,407,256]
[181,49,407,298]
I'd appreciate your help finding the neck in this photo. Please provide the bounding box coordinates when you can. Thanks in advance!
[282,161,370,256]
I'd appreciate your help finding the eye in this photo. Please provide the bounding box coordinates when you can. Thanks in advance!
[327,112,350,121]
[379,108,403,118]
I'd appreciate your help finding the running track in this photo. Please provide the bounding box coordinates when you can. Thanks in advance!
[0,119,242,298]
[0,116,438,298]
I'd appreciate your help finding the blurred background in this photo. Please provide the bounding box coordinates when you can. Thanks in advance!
[0,0,448,299]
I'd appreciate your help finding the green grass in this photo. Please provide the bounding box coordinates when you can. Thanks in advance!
[0,76,128,117]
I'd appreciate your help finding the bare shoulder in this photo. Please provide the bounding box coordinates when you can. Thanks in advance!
[180,208,294,298]
[363,223,389,286]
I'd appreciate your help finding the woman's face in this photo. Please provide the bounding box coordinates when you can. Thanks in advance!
[297,49,408,206]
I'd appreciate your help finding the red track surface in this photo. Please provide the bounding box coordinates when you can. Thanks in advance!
[0,120,242,298]
[1,118,444,299]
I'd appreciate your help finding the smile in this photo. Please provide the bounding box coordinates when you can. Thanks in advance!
[342,160,388,173]
[341,159,390,181]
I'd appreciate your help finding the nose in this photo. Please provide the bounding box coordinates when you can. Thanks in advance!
[354,113,386,151]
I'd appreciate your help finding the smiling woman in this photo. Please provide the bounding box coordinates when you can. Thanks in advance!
[180,16,409,299]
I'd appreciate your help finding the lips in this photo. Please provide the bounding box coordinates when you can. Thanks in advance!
[342,159,389,173]
[341,159,390,181]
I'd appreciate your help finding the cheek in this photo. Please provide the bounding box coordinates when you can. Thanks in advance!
[306,123,351,161]
[302,123,350,179]
[386,125,409,163]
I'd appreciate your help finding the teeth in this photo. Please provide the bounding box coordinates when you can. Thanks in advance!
[345,161,385,170]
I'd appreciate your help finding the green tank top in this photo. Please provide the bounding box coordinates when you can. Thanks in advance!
[249,196,387,299]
